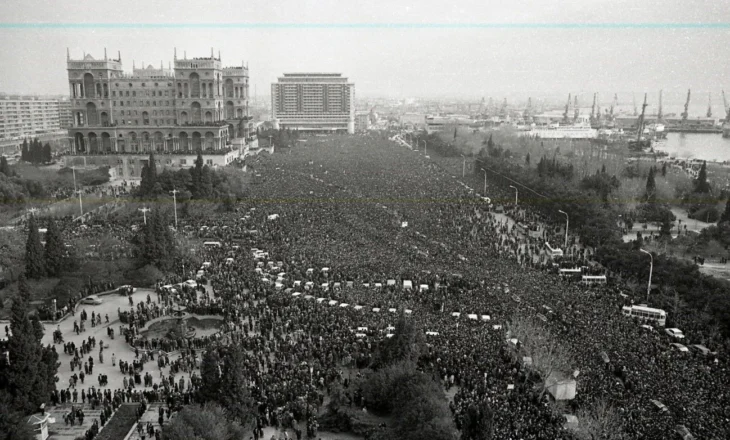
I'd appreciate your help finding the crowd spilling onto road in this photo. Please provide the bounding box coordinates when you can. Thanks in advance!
[45,133,729,439]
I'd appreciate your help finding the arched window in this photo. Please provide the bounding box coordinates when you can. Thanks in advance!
[86,102,98,125]
[189,73,200,98]
[191,102,202,123]
[83,73,95,98]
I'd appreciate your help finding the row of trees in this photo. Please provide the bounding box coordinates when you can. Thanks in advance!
[0,276,60,440]
[20,138,52,165]
[24,215,75,280]
[137,153,245,209]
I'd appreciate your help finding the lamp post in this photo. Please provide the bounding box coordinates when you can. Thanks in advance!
[75,189,84,219]
[640,249,653,302]
[461,154,466,178]
[481,168,487,194]
[422,139,427,156]
[170,189,179,229]
[70,166,84,218]
[509,185,518,206]
[138,207,151,225]
[558,210,569,250]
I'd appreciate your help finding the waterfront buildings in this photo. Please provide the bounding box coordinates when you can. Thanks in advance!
[271,73,355,134]
[64,48,254,179]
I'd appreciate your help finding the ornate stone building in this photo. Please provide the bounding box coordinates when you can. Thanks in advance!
[65,48,253,178]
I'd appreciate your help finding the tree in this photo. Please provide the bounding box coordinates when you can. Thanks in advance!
[0,156,11,176]
[507,315,574,398]
[645,167,656,202]
[0,276,57,414]
[20,139,28,162]
[694,161,711,193]
[198,348,222,403]
[719,198,730,224]
[459,399,494,440]
[42,144,52,163]
[190,152,205,198]
[43,219,65,277]
[574,399,626,440]
[0,394,35,440]
[139,153,158,197]
[453,127,458,141]
[373,312,425,368]
[216,345,256,427]
[661,161,667,177]
[161,403,246,440]
[525,152,531,166]
[24,215,46,279]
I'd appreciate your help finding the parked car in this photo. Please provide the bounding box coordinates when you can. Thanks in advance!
[664,328,685,339]
[670,343,689,353]
[689,344,715,356]
[81,295,103,305]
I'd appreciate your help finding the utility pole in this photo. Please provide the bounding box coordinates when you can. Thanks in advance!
[640,249,653,303]
[558,210,569,250]
[509,185,518,206]
[138,207,151,225]
[461,154,466,178]
[170,189,179,229]
[481,168,487,194]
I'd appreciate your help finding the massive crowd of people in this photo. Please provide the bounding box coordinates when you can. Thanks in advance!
[45,133,729,439]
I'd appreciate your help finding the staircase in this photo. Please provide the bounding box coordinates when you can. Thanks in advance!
[46,403,104,440]
[125,402,165,440]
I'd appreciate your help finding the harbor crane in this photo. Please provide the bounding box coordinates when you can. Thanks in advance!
[657,90,664,121]
[628,93,651,151]
[591,93,597,119]
[707,92,712,118]
[610,94,618,118]
[563,93,572,123]
[681,89,691,122]
[723,90,729,122]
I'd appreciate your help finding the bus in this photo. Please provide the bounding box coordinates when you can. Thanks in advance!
[203,241,222,248]
[559,268,582,280]
[545,242,564,257]
[581,275,607,285]
[622,305,667,327]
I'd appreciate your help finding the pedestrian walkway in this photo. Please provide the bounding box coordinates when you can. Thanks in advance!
[46,403,104,440]
[125,402,165,440]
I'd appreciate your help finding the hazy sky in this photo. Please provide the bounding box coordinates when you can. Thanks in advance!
[1,0,729,105]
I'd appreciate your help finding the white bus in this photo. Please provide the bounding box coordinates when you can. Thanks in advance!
[545,242,564,257]
[622,305,667,327]
[559,268,582,279]
[581,275,607,285]
[203,241,222,248]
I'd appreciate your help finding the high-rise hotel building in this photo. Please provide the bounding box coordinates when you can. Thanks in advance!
[64,48,254,179]
[271,73,355,134]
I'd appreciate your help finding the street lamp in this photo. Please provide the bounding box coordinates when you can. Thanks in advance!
[509,185,518,206]
[558,210,569,250]
[170,189,179,229]
[640,249,653,303]
[481,168,487,194]
[461,154,466,178]
[71,166,84,218]
[422,139,427,156]
[138,207,151,225]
